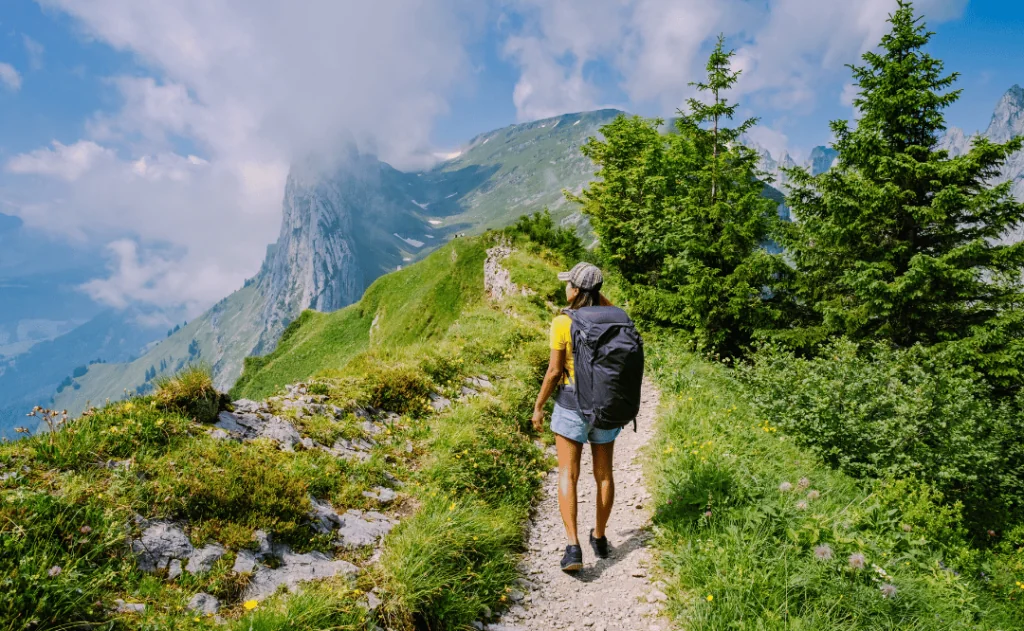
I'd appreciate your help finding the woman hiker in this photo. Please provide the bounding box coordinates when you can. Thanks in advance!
[531,262,618,572]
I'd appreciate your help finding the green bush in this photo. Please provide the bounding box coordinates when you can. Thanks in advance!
[502,209,583,264]
[154,365,222,423]
[364,365,433,417]
[739,339,1024,532]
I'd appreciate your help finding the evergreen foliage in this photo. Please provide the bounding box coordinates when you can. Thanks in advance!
[780,1,1024,387]
[571,37,787,355]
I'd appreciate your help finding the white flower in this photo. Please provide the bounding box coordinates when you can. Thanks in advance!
[879,583,898,599]
[813,544,833,561]
[778,481,793,493]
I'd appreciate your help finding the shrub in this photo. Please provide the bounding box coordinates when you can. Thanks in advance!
[364,365,434,416]
[154,364,221,423]
[502,208,583,264]
[739,339,1024,532]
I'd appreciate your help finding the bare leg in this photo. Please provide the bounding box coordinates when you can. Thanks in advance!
[556,434,583,545]
[591,440,615,539]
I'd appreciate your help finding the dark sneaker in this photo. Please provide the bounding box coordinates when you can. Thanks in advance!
[589,529,609,559]
[560,544,583,572]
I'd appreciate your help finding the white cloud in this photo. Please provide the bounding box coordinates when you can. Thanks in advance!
[503,0,967,119]
[5,0,477,314]
[744,125,791,162]
[6,141,114,181]
[0,62,22,91]
[23,35,45,71]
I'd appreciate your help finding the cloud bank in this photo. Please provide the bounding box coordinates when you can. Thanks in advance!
[3,0,969,317]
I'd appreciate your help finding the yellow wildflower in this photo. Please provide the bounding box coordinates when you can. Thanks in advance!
[706,594,713,602]
[243,599,258,610]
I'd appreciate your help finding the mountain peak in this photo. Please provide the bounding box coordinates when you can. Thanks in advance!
[985,85,1024,143]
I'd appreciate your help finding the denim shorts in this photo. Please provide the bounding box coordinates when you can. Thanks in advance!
[551,403,621,445]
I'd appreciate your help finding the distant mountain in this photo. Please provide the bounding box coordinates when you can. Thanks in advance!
[743,140,839,192]
[54,110,623,415]
[0,308,165,438]
[936,84,1024,243]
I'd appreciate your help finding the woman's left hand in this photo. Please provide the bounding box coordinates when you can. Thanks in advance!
[531,408,545,432]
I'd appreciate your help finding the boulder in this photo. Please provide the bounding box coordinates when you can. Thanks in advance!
[232,550,258,574]
[131,522,193,573]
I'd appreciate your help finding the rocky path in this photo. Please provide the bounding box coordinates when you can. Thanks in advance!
[488,379,670,631]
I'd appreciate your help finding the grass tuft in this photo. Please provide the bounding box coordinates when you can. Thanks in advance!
[154,365,222,423]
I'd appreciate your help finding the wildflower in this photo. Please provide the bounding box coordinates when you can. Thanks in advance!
[47,566,62,577]
[778,481,793,493]
[80,525,92,534]
[879,583,898,599]
[987,529,997,538]
[806,489,820,501]
[901,523,913,533]
[704,510,712,518]
[795,501,808,511]
[243,599,259,610]
[706,594,713,602]
[813,544,833,561]
[797,477,810,490]
[449,502,456,511]
[848,553,867,570]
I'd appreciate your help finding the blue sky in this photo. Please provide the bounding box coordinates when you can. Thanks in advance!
[0,0,1022,315]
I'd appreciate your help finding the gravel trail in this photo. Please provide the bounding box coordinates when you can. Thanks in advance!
[488,379,670,631]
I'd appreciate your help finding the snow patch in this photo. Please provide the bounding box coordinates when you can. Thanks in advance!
[411,200,430,210]
[428,219,443,226]
[482,138,489,145]
[424,235,435,239]
[445,192,458,199]
[573,120,581,126]
[393,234,425,248]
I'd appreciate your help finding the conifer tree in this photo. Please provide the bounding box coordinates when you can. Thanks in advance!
[573,37,786,355]
[782,1,1024,382]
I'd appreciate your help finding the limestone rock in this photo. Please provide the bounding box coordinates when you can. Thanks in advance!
[131,522,193,573]
[243,547,359,601]
[188,593,220,615]
[336,509,397,548]
[232,550,258,574]
[114,599,146,614]
[185,544,226,574]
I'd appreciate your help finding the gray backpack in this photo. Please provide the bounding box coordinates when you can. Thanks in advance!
[558,306,644,430]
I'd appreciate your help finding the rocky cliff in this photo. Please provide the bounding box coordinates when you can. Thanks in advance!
[54,111,615,410]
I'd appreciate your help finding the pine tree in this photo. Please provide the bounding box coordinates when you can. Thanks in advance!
[572,37,786,355]
[782,1,1024,383]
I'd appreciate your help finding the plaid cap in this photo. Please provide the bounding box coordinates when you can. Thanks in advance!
[557,262,603,291]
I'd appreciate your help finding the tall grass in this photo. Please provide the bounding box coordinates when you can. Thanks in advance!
[646,335,1024,630]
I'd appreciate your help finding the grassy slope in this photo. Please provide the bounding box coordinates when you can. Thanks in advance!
[1,235,563,631]
[231,238,487,401]
[646,337,1023,630]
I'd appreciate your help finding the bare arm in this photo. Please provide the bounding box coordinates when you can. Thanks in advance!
[532,348,565,431]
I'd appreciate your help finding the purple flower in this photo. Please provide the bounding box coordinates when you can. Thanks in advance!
[806,489,820,501]
[813,544,833,561]
[704,510,712,518]
[778,481,793,493]
[848,553,867,570]
[901,523,912,533]
[795,501,809,511]
[47,566,62,577]
[797,477,811,490]
[879,583,898,599]
[80,525,92,535]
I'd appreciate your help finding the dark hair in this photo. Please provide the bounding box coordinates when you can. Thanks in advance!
[568,283,601,310]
